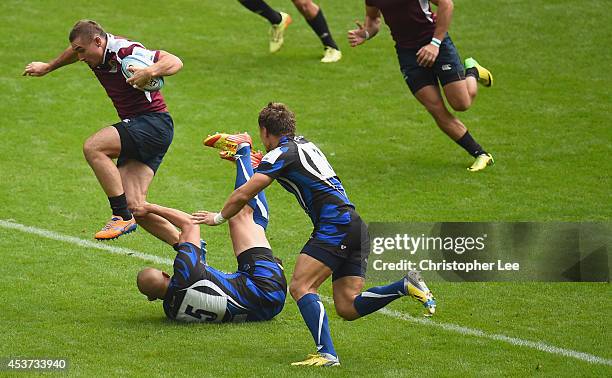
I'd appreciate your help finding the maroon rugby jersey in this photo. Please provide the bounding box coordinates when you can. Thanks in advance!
[92,33,168,120]
[366,0,436,48]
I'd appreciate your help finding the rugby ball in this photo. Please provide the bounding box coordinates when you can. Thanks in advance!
[120,55,164,92]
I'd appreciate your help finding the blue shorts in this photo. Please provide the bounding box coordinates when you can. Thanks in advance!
[396,34,465,94]
[164,244,287,323]
[113,112,174,173]
[301,208,370,281]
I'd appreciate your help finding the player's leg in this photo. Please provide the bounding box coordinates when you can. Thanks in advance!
[435,34,473,112]
[119,160,180,246]
[415,85,468,140]
[333,272,436,320]
[115,112,178,243]
[291,0,341,62]
[332,213,436,319]
[238,0,292,53]
[441,80,472,112]
[414,85,493,171]
[203,132,269,229]
[444,60,493,109]
[82,126,123,196]
[398,47,493,171]
[238,0,282,24]
[234,143,269,228]
[450,56,493,115]
[290,253,339,366]
[437,37,492,111]
[82,126,137,240]
[227,143,271,255]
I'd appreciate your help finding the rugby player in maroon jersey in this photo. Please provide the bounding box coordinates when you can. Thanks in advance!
[349,0,495,171]
[24,20,183,241]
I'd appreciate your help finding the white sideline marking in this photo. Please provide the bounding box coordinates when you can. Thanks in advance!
[0,219,172,265]
[358,304,612,367]
[1,219,611,367]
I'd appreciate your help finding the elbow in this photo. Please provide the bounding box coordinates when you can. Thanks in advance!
[235,188,252,205]
[174,56,183,72]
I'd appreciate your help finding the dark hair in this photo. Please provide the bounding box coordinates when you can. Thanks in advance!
[69,20,106,42]
[258,102,296,137]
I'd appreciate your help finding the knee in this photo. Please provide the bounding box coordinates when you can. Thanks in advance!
[335,304,359,321]
[448,98,471,112]
[289,280,309,301]
[292,0,313,16]
[82,136,98,160]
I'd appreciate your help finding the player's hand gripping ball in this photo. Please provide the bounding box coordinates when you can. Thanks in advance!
[121,55,164,91]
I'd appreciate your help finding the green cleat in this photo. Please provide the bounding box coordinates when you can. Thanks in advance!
[468,153,494,172]
[465,57,493,87]
[320,46,342,63]
[270,12,292,53]
[291,353,340,367]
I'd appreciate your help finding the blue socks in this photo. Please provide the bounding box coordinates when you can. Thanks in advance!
[234,144,269,229]
[296,280,406,357]
[353,278,406,317]
[296,293,337,358]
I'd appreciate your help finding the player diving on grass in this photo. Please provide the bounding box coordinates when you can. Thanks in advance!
[134,147,287,323]
[193,102,436,366]
[23,20,183,242]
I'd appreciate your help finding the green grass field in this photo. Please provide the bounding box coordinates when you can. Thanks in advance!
[1,0,610,376]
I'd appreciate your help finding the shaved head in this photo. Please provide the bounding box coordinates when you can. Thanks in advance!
[137,268,170,301]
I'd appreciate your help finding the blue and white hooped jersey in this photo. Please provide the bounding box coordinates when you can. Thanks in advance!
[256,136,354,226]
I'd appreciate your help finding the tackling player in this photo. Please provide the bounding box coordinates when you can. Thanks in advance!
[348,0,494,171]
[194,102,436,366]
[237,0,342,62]
[23,20,183,242]
[135,145,286,323]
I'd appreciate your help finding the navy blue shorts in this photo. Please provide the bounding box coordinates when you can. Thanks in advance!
[301,208,370,281]
[165,245,287,323]
[113,112,174,173]
[203,247,287,322]
[396,34,465,94]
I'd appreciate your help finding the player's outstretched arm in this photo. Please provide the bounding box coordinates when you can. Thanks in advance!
[192,173,274,226]
[348,6,382,47]
[126,50,183,89]
[135,203,199,245]
[22,46,78,76]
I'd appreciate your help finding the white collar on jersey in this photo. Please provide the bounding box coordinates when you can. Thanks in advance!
[99,33,114,66]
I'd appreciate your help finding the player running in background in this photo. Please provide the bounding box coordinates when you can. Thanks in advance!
[348,0,494,171]
[194,103,436,366]
[135,146,286,323]
[237,0,342,62]
[23,20,183,241]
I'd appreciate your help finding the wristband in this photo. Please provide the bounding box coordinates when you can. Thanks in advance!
[430,38,441,48]
[213,212,226,225]
[364,30,370,40]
